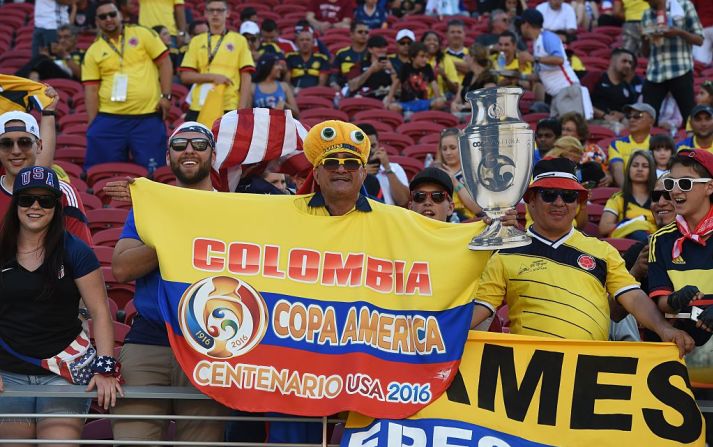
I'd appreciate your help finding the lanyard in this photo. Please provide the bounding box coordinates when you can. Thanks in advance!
[103,30,126,69]
[207,31,226,66]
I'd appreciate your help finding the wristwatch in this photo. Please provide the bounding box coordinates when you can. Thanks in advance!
[161,93,173,100]
[41,110,56,116]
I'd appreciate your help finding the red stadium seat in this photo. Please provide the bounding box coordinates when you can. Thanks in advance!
[353,109,403,129]
[570,39,610,54]
[68,177,89,194]
[378,132,415,152]
[300,108,349,122]
[55,147,87,166]
[589,187,619,205]
[61,124,88,135]
[121,299,138,325]
[588,125,617,142]
[45,78,83,97]
[586,203,604,224]
[410,110,458,128]
[87,208,130,234]
[59,113,89,130]
[522,112,549,127]
[519,90,535,114]
[401,144,437,162]
[86,163,148,186]
[88,319,132,346]
[580,69,603,92]
[592,26,623,38]
[296,95,334,111]
[419,133,442,146]
[299,86,338,100]
[57,134,87,149]
[339,97,384,117]
[79,192,104,211]
[581,222,601,238]
[387,156,424,180]
[356,120,392,134]
[93,228,123,247]
[54,160,83,179]
[395,121,444,142]
[274,3,307,14]
[603,238,637,254]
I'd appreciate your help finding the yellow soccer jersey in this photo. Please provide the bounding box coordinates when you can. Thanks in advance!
[608,134,651,168]
[0,74,54,113]
[180,31,254,112]
[139,0,183,35]
[428,55,458,97]
[623,0,650,21]
[82,25,168,115]
[490,54,533,78]
[603,191,657,238]
[475,227,639,340]
[444,51,467,83]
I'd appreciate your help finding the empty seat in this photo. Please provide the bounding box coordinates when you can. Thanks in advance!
[86,162,149,186]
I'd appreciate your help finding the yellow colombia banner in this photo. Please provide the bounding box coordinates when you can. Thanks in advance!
[344,332,706,446]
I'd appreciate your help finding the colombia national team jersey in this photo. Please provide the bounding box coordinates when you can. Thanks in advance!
[649,222,713,299]
[286,52,330,89]
[475,227,639,340]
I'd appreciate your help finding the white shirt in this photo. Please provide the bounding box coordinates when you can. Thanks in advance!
[533,30,579,96]
[376,163,408,205]
[34,0,69,29]
[536,2,577,32]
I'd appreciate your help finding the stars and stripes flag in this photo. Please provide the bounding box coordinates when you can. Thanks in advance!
[211,108,309,192]
[40,331,97,385]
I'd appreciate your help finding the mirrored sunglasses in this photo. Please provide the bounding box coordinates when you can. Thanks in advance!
[320,157,363,171]
[169,137,211,152]
[412,191,448,203]
[0,137,35,151]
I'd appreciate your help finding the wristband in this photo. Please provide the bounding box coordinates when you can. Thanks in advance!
[41,110,56,116]
[383,169,394,175]
[454,183,465,193]
[91,355,122,378]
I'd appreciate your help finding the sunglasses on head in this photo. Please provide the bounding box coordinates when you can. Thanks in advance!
[17,194,57,209]
[169,137,211,151]
[412,190,449,203]
[538,189,580,203]
[320,157,363,171]
[651,190,671,202]
[0,137,34,151]
[662,177,712,192]
[97,11,118,20]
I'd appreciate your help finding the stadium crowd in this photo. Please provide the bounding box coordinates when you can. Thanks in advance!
[0,0,712,443]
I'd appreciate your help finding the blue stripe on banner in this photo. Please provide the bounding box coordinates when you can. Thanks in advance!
[341,419,555,447]
[160,280,472,364]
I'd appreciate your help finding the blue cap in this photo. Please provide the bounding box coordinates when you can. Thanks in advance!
[13,166,62,197]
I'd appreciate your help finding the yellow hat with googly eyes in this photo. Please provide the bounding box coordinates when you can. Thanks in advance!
[303,120,371,167]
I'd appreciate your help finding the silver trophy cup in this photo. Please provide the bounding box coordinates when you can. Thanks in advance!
[459,87,533,250]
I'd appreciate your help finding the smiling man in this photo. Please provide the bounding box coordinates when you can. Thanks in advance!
[470,158,694,356]
[408,167,454,222]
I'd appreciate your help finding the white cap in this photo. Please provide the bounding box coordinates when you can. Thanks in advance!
[395,29,416,42]
[0,111,40,139]
[240,21,260,36]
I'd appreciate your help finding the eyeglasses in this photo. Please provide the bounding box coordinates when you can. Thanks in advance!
[627,112,645,120]
[651,190,671,202]
[0,137,35,151]
[169,138,211,151]
[538,189,580,203]
[17,194,57,209]
[97,11,118,20]
[662,177,712,192]
[205,7,226,14]
[320,157,363,171]
[412,191,449,203]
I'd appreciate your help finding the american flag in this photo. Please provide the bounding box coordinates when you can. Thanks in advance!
[211,108,309,192]
[40,331,97,385]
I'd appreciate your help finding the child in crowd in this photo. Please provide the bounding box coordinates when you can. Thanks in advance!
[384,42,446,113]
[649,134,675,178]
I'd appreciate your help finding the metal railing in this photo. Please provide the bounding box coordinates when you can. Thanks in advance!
[0,385,345,446]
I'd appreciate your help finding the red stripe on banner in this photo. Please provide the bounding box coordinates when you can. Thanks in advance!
[226,111,255,167]
[265,109,286,161]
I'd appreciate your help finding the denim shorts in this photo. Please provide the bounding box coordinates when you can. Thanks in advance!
[0,370,91,423]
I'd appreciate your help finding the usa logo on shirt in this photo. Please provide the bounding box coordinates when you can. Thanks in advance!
[577,254,596,271]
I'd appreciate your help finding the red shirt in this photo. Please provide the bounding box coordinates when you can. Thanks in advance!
[693,0,713,27]
[310,0,354,24]
[0,176,93,247]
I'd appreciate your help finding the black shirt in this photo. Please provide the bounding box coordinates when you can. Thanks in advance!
[0,233,100,375]
[399,63,435,102]
[347,59,393,99]
[592,72,639,114]
[460,69,498,102]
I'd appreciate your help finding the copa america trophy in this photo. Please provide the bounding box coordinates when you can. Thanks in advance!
[459,86,534,250]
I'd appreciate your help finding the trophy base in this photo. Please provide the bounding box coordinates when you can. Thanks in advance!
[468,220,531,251]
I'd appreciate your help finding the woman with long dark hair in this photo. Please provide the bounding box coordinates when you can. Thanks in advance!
[252,54,299,116]
[421,31,459,96]
[450,43,498,116]
[0,167,121,443]
[600,150,658,242]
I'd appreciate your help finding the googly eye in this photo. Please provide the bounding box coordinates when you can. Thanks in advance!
[350,130,365,144]
[320,126,336,141]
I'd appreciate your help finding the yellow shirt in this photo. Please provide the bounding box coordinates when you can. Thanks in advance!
[0,74,54,113]
[180,31,254,112]
[444,50,467,84]
[608,134,651,168]
[603,191,657,238]
[428,55,458,98]
[570,54,586,72]
[475,228,639,340]
[622,0,650,21]
[490,54,533,80]
[139,0,183,36]
[82,25,168,115]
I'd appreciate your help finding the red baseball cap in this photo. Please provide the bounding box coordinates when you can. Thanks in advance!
[678,149,713,178]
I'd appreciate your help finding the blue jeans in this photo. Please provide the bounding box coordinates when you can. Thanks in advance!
[0,370,91,423]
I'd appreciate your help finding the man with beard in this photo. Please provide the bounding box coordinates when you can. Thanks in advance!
[592,48,641,124]
[110,122,230,444]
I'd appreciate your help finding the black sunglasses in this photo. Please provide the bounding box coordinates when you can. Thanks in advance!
[97,11,118,20]
[17,194,57,209]
[538,189,579,203]
[627,111,645,120]
[412,191,448,203]
[651,190,671,202]
[0,137,35,151]
[169,137,211,151]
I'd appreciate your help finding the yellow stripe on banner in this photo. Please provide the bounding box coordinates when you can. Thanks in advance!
[347,331,706,446]
[668,270,713,295]
[130,178,491,310]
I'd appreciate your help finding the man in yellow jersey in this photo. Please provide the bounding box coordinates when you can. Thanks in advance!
[676,105,713,153]
[470,158,694,357]
[138,0,187,46]
[179,0,254,124]
[444,19,469,80]
[492,31,532,89]
[608,102,655,186]
[82,0,173,171]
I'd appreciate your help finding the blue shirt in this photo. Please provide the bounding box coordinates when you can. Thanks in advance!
[252,81,287,109]
[119,210,169,346]
[354,5,387,29]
